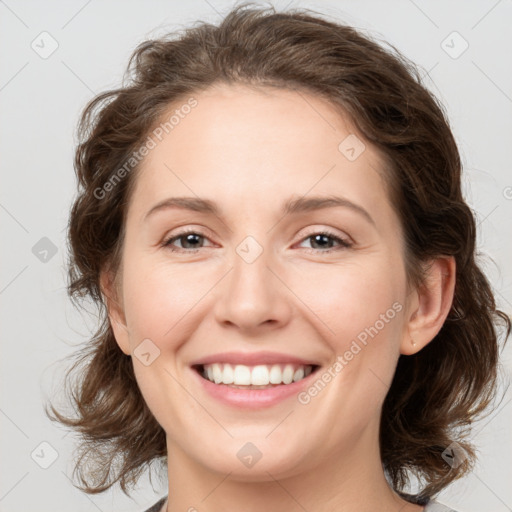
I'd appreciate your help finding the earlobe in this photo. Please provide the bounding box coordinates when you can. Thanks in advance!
[99,270,131,356]
[400,256,456,355]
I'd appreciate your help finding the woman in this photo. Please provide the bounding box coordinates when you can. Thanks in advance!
[47,5,510,512]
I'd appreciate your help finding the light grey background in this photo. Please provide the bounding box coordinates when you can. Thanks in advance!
[1,1,511,511]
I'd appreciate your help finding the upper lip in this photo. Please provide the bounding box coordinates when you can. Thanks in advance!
[190,351,320,367]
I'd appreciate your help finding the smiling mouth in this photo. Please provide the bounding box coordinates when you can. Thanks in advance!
[192,363,320,389]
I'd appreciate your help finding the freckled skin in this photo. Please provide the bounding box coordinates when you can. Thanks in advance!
[103,83,455,512]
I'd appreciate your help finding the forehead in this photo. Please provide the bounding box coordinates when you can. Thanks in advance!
[128,83,392,222]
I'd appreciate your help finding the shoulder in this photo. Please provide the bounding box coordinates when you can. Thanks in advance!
[143,496,167,512]
[424,500,460,511]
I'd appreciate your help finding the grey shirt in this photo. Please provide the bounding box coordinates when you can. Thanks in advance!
[144,496,166,512]
[143,496,459,511]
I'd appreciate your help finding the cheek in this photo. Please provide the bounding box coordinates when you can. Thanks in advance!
[121,256,211,346]
[290,260,405,347]
[290,263,405,426]
[289,259,407,414]
[120,256,214,429]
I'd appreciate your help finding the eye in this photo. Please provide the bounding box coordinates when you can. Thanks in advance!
[162,230,213,252]
[297,230,353,253]
[161,229,353,254]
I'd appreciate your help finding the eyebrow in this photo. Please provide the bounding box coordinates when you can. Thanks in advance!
[144,195,376,226]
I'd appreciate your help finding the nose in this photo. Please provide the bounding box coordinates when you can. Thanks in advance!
[213,241,293,334]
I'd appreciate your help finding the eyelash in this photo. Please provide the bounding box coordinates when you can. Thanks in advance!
[161,229,353,254]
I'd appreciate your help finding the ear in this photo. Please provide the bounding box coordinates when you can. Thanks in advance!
[100,269,131,356]
[400,256,456,355]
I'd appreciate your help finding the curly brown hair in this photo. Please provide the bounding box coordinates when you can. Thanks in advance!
[46,3,511,503]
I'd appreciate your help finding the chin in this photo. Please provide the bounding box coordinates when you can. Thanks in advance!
[194,440,311,481]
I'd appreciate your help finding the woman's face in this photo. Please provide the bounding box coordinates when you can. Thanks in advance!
[108,83,415,479]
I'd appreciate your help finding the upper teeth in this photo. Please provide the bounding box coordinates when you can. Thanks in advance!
[202,363,313,386]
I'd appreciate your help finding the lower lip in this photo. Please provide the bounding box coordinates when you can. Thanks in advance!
[191,367,318,409]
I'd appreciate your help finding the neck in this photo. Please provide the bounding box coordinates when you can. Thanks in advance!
[163,419,423,512]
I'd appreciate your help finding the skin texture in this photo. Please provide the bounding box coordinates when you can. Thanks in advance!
[102,84,455,512]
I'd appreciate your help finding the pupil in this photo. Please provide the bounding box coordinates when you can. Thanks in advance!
[312,234,331,249]
[183,233,201,248]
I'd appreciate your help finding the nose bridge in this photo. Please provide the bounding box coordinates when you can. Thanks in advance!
[213,233,291,330]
